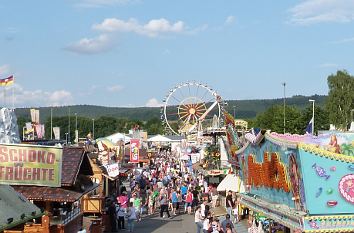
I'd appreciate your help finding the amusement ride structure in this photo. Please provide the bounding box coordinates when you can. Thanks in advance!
[161,81,224,136]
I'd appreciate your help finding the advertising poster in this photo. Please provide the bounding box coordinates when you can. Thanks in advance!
[104,163,119,178]
[0,143,63,187]
[130,139,140,163]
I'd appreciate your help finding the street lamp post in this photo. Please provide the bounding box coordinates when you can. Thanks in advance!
[309,99,315,135]
[75,113,78,144]
[68,107,71,144]
[233,105,236,118]
[92,119,95,140]
[282,82,286,134]
[50,107,53,140]
[75,113,78,132]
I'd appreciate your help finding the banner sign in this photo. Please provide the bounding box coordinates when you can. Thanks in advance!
[0,143,63,187]
[53,127,60,140]
[30,109,40,124]
[130,139,140,163]
[104,163,119,178]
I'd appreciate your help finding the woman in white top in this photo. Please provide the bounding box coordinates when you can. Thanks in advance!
[194,206,203,233]
[203,216,212,233]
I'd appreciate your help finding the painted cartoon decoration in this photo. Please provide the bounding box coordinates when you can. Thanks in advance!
[348,165,354,171]
[308,220,319,229]
[327,200,338,207]
[315,187,323,198]
[339,174,354,204]
[330,166,336,172]
[288,154,305,210]
[327,134,341,154]
[312,163,330,180]
[327,188,333,194]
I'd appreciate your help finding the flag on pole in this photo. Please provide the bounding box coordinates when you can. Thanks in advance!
[0,75,14,86]
[306,117,313,134]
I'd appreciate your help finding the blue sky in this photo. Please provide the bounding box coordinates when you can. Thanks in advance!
[0,0,353,108]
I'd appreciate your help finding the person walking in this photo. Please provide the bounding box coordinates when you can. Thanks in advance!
[133,194,142,222]
[226,191,234,221]
[194,206,204,233]
[186,190,193,214]
[108,201,117,232]
[126,203,137,232]
[171,188,178,215]
[159,190,171,218]
[116,203,126,230]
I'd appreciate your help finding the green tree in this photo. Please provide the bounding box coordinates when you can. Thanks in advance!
[144,117,164,135]
[298,106,329,134]
[254,105,302,134]
[326,70,354,130]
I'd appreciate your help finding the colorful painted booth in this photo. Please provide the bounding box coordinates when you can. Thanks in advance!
[232,131,354,232]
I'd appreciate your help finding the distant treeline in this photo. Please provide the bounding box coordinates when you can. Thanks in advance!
[14,95,327,141]
[14,94,327,121]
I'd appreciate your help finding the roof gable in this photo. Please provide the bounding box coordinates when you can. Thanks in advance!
[61,147,85,186]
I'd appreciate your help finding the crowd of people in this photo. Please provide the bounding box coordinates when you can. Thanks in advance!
[106,151,241,233]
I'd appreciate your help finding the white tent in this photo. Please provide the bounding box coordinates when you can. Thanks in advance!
[106,132,131,144]
[217,174,245,193]
[147,134,172,142]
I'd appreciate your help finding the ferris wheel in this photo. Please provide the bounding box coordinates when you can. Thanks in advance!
[161,81,224,135]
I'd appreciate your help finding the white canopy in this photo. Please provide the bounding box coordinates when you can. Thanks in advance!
[217,174,245,193]
[106,132,131,144]
[147,134,172,142]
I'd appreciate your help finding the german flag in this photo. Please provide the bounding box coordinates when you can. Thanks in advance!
[0,75,14,86]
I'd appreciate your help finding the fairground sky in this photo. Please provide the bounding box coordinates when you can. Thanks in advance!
[0,0,353,107]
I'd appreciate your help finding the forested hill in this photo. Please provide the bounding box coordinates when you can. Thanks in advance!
[14,94,327,121]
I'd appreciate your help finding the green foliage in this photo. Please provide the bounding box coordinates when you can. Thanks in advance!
[326,70,354,130]
[298,106,329,134]
[253,104,330,135]
[14,95,327,121]
[254,105,302,134]
[36,116,162,142]
[224,95,327,119]
[145,118,164,135]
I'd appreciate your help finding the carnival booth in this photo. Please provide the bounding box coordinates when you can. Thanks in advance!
[231,131,354,233]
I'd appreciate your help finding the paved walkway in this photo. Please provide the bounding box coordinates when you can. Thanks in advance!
[97,213,249,233]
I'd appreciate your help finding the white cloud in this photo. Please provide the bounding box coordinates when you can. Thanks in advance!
[187,24,208,35]
[8,84,74,107]
[76,0,135,8]
[65,34,114,54]
[0,64,10,75]
[93,18,185,37]
[145,98,162,107]
[332,36,354,44]
[225,15,235,25]
[107,85,124,92]
[289,0,354,25]
[318,63,338,68]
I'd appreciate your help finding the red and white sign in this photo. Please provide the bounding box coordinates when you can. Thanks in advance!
[130,139,140,163]
[104,163,119,178]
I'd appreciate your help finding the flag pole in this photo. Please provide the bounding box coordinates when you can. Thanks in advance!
[4,86,6,108]
[12,76,15,109]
